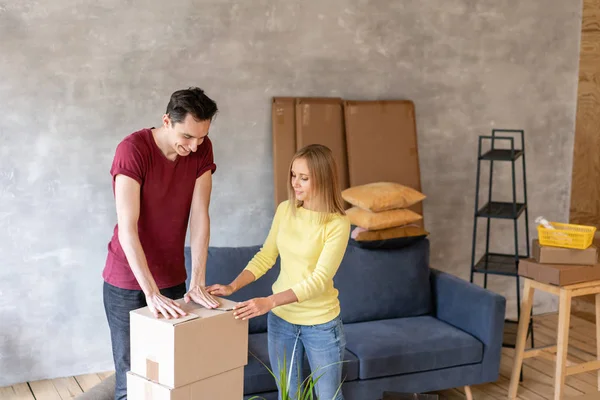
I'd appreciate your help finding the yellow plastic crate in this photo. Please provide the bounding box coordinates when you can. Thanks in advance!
[537,222,597,250]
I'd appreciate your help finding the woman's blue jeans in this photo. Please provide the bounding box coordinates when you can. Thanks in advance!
[267,311,346,400]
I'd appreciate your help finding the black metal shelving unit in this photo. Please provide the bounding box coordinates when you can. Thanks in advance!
[469,129,534,352]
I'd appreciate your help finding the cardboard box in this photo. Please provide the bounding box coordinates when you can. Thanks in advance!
[518,258,600,286]
[343,100,424,225]
[130,297,248,389]
[127,367,244,400]
[272,98,297,208]
[295,98,349,190]
[532,239,597,265]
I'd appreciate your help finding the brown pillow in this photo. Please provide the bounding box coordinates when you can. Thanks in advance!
[342,182,426,212]
[346,207,423,230]
[352,225,429,242]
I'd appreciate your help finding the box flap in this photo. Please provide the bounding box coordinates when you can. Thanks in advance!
[130,297,239,326]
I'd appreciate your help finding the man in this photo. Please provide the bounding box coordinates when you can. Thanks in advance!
[102,87,220,400]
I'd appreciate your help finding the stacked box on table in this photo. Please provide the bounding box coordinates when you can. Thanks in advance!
[127,297,248,399]
[518,258,600,286]
[532,239,597,265]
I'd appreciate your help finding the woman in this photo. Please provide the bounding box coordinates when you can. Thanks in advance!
[207,144,350,400]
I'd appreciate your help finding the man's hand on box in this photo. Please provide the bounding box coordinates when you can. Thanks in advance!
[184,285,220,309]
[233,297,275,320]
[146,293,187,319]
[206,283,235,297]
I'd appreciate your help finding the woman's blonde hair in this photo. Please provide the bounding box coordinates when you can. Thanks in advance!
[287,144,346,222]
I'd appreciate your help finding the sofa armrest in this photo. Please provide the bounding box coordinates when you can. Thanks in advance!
[430,268,506,383]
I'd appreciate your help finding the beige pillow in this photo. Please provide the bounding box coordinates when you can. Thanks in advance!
[342,182,426,212]
[346,207,423,230]
[352,225,429,242]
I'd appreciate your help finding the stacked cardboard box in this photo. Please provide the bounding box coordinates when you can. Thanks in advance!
[126,297,248,400]
[271,97,347,207]
[271,98,424,227]
[518,235,600,286]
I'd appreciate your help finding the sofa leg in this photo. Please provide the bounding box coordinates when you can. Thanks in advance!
[464,386,473,400]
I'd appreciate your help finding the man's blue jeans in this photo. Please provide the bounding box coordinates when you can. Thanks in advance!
[103,282,186,400]
[267,311,346,400]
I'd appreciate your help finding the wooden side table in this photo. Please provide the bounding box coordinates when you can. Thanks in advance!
[508,277,600,400]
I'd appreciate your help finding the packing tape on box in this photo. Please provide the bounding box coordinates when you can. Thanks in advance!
[146,359,159,382]
[144,379,154,400]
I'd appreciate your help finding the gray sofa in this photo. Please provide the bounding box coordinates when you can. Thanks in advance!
[184,238,506,400]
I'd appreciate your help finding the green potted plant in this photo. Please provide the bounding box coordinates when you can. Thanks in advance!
[248,335,344,400]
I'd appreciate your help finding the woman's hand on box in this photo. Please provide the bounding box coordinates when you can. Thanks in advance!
[233,297,276,320]
[206,283,235,297]
[145,293,187,319]
[184,285,220,309]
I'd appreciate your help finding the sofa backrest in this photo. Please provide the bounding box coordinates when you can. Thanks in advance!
[185,238,432,333]
[335,239,432,324]
[185,246,278,334]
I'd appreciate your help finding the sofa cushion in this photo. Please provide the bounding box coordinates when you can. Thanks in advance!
[341,182,426,212]
[344,316,483,379]
[334,239,432,324]
[346,207,423,230]
[244,333,360,395]
[351,224,428,242]
[349,225,428,251]
[185,246,279,334]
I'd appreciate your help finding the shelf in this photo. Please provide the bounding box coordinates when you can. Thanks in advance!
[477,202,526,219]
[480,149,523,161]
[472,253,526,276]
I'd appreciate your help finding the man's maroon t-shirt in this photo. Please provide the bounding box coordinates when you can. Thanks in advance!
[102,128,216,290]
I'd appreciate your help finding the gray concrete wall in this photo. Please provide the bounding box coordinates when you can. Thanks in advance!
[0,0,582,386]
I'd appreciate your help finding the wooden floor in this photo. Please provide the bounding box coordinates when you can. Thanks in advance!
[1,312,599,399]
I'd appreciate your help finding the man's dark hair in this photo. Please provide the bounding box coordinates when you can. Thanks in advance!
[166,87,218,125]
